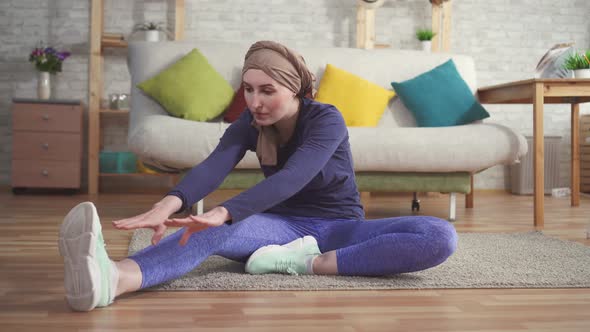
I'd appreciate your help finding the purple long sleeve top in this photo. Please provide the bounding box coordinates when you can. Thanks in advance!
[166,98,364,222]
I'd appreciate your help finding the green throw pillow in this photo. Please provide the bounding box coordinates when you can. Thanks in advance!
[137,48,234,122]
[390,59,490,127]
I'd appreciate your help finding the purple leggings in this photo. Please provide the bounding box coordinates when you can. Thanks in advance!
[129,214,457,289]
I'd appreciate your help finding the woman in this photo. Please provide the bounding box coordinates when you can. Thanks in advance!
[59,41,457,312]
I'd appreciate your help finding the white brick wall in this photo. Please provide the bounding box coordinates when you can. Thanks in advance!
[1,0,589,190]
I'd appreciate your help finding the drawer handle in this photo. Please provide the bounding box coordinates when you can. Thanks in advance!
[41,169,49,176]
[42,114,50,121]
[41,143,49,150]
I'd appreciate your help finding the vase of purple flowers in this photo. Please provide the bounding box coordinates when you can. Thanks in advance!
[29,44,70,99]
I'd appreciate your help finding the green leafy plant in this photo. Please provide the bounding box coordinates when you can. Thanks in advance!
[416,29,436,41]
[563,50,590,70]
[133,22,164,31]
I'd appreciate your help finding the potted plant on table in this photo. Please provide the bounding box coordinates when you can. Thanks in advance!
[563,49,590,78]
[132,22,172,42]
[416,28,436,52]
[28,43,71,99]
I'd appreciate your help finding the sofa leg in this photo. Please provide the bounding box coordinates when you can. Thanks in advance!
[411,192,420,212]
[466,174,474,208]
[448,192,456,222]
[197,199,204,215]
[360,192,371,214]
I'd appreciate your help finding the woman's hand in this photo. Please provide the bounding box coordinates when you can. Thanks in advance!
[112,195,182,246]
[164,206,231,246]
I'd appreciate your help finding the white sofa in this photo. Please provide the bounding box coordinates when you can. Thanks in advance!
[127,41,528,220]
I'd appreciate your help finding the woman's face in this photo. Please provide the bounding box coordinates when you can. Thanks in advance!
[243,69,297,126]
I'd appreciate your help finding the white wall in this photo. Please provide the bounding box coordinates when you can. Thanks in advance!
[1,0,589,190]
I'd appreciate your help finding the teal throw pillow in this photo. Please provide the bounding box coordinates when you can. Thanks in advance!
[137,48,234,122]
[390,59,489,127]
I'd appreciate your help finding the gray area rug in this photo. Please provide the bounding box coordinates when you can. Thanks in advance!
[127,229,590,291]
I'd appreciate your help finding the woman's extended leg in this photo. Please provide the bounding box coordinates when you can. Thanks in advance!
[128,213,315,289]
[312,215,457,276]
[60,202,312,311]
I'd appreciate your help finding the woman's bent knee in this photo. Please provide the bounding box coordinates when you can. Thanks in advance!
[421,216,458,268]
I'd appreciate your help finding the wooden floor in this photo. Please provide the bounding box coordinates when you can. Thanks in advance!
[1,187,589,331]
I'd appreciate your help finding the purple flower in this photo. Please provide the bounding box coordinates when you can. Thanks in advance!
[57,52,71,61]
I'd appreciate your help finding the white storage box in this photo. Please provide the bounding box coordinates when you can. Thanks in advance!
[510,136,561,195]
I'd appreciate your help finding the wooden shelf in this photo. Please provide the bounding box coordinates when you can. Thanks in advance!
[99,172,178,177]
[98,171,181,193]
[431,0,452,52]
[99,108,129,116]
[101,34,128,49]
[89,0,185,194]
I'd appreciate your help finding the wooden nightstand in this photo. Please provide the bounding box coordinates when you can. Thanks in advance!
[11,99,83,193]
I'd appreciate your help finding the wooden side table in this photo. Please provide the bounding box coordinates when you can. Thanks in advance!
[478,78,590,228]
[11,99,84,192]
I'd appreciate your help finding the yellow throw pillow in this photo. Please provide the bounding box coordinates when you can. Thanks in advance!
[314,64,395,127]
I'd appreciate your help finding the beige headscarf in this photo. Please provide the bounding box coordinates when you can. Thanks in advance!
[242,41,315,166]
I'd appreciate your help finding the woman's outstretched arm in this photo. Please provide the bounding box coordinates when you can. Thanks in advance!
[112,111,255,244]
[166,111,256,213]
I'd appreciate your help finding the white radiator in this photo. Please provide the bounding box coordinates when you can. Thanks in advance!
[510,136,562,195]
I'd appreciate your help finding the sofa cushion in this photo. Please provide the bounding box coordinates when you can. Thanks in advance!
[346,123,526,172]
[128,116,527,174]
[223,85,248,123]
[315,64,395,127]
[128,114,230,170]
[137,48,234,122]
[391,59,490,127]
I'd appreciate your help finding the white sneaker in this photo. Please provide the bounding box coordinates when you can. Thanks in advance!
[58,202,117,311]
[282,236,322,255]
[245,236,321,275]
